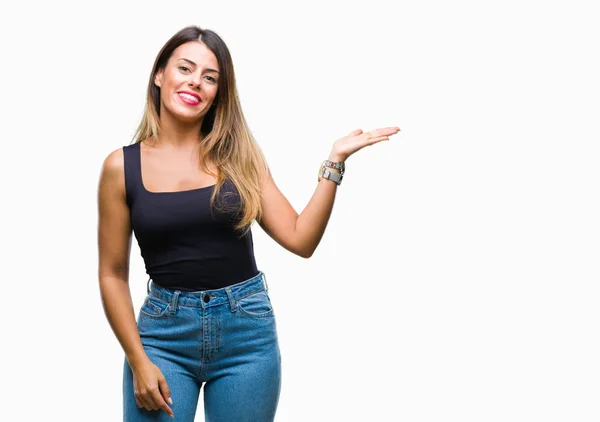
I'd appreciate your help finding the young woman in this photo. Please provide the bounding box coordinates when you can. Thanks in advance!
[97,25,400,421]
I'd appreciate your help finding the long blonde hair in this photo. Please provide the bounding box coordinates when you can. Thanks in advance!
[132,26,268,238]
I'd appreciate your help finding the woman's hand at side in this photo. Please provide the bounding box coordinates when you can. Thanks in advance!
[130,357,174,418]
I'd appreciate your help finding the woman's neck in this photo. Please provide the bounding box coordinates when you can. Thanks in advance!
[154,111,204,150]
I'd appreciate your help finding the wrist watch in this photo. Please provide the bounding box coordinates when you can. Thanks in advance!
[318,160,344,185]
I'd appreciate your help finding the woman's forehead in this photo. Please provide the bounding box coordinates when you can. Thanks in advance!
[170,42,219,70]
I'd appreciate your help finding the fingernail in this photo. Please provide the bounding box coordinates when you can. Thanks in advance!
[168,397,173,404]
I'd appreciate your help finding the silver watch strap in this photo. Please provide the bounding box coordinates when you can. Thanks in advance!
[322,168,343,184]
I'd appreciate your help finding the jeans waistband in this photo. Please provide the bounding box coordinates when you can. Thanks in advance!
[146,271,269,313]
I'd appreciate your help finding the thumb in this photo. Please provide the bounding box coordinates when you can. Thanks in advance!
[349,129,363,136]
[158,377,173,405]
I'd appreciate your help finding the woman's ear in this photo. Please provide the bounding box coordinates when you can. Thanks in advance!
[154,69,163,88]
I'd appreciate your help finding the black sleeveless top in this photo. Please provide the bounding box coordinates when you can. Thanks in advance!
[122,142,259,291]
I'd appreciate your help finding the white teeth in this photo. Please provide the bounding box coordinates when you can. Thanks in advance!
[178,93,200,103]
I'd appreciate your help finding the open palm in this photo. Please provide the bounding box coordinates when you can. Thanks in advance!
[332,126,401,162]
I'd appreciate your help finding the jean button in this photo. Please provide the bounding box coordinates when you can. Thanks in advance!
[203,294,210,303]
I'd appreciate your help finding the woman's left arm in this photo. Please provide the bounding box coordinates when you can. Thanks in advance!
[258,126,400,258]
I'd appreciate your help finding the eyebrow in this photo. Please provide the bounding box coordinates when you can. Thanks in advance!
[178,58,220,74]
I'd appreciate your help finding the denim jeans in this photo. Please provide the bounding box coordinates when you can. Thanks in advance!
[123,271,281,421]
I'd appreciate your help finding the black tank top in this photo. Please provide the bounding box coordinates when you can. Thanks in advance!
[123,142,259,291]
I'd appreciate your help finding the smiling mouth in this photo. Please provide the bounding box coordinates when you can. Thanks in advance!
[178,92,201,105]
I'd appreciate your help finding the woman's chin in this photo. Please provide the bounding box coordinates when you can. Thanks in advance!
[166,106,205,125]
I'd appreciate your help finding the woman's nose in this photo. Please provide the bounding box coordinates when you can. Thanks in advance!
[188,73,202,88]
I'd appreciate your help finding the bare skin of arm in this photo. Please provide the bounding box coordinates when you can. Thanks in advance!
[97,148,174,418]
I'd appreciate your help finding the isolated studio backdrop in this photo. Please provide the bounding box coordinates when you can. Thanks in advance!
[1,1,599,421]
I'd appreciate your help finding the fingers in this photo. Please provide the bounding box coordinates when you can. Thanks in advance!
[158,377,175,416]
[368,126,400,138]
[159,376,173,405]
[135,388,155,411]
[367,136,389,144]
[361,126,399,142]
[347,127,398,141]
[135,384,174,418]
[151,385,174,418]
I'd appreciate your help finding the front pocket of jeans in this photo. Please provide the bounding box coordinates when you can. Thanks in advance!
[236,290,274,318]
[140,296,169,318]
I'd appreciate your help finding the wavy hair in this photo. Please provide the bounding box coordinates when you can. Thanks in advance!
[132,26,268,237]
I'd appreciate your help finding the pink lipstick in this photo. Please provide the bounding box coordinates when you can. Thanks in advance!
[177,91,201,105]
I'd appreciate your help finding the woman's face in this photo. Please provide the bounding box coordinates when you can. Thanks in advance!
[154,41,220,124]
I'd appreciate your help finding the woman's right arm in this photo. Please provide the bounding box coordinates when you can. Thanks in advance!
[97,148,174,417]
[97,148,146,366]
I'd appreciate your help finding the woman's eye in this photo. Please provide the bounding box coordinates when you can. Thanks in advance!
[205,76,217,83]
[179,66,190,72]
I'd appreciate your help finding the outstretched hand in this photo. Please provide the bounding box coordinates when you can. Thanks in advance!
[330,126,401,162]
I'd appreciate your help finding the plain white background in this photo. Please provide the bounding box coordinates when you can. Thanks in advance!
[1,0,599,421]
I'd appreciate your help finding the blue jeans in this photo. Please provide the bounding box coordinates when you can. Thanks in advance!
[123,271,282,421]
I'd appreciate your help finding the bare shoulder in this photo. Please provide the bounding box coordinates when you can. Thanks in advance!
[102,147,125,176]
[99,147,126,197]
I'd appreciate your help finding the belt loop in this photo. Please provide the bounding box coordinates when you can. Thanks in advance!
[147,278,151,294]
[262,271,269,292]
[169,291,181,314]
[225,287,237,312]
